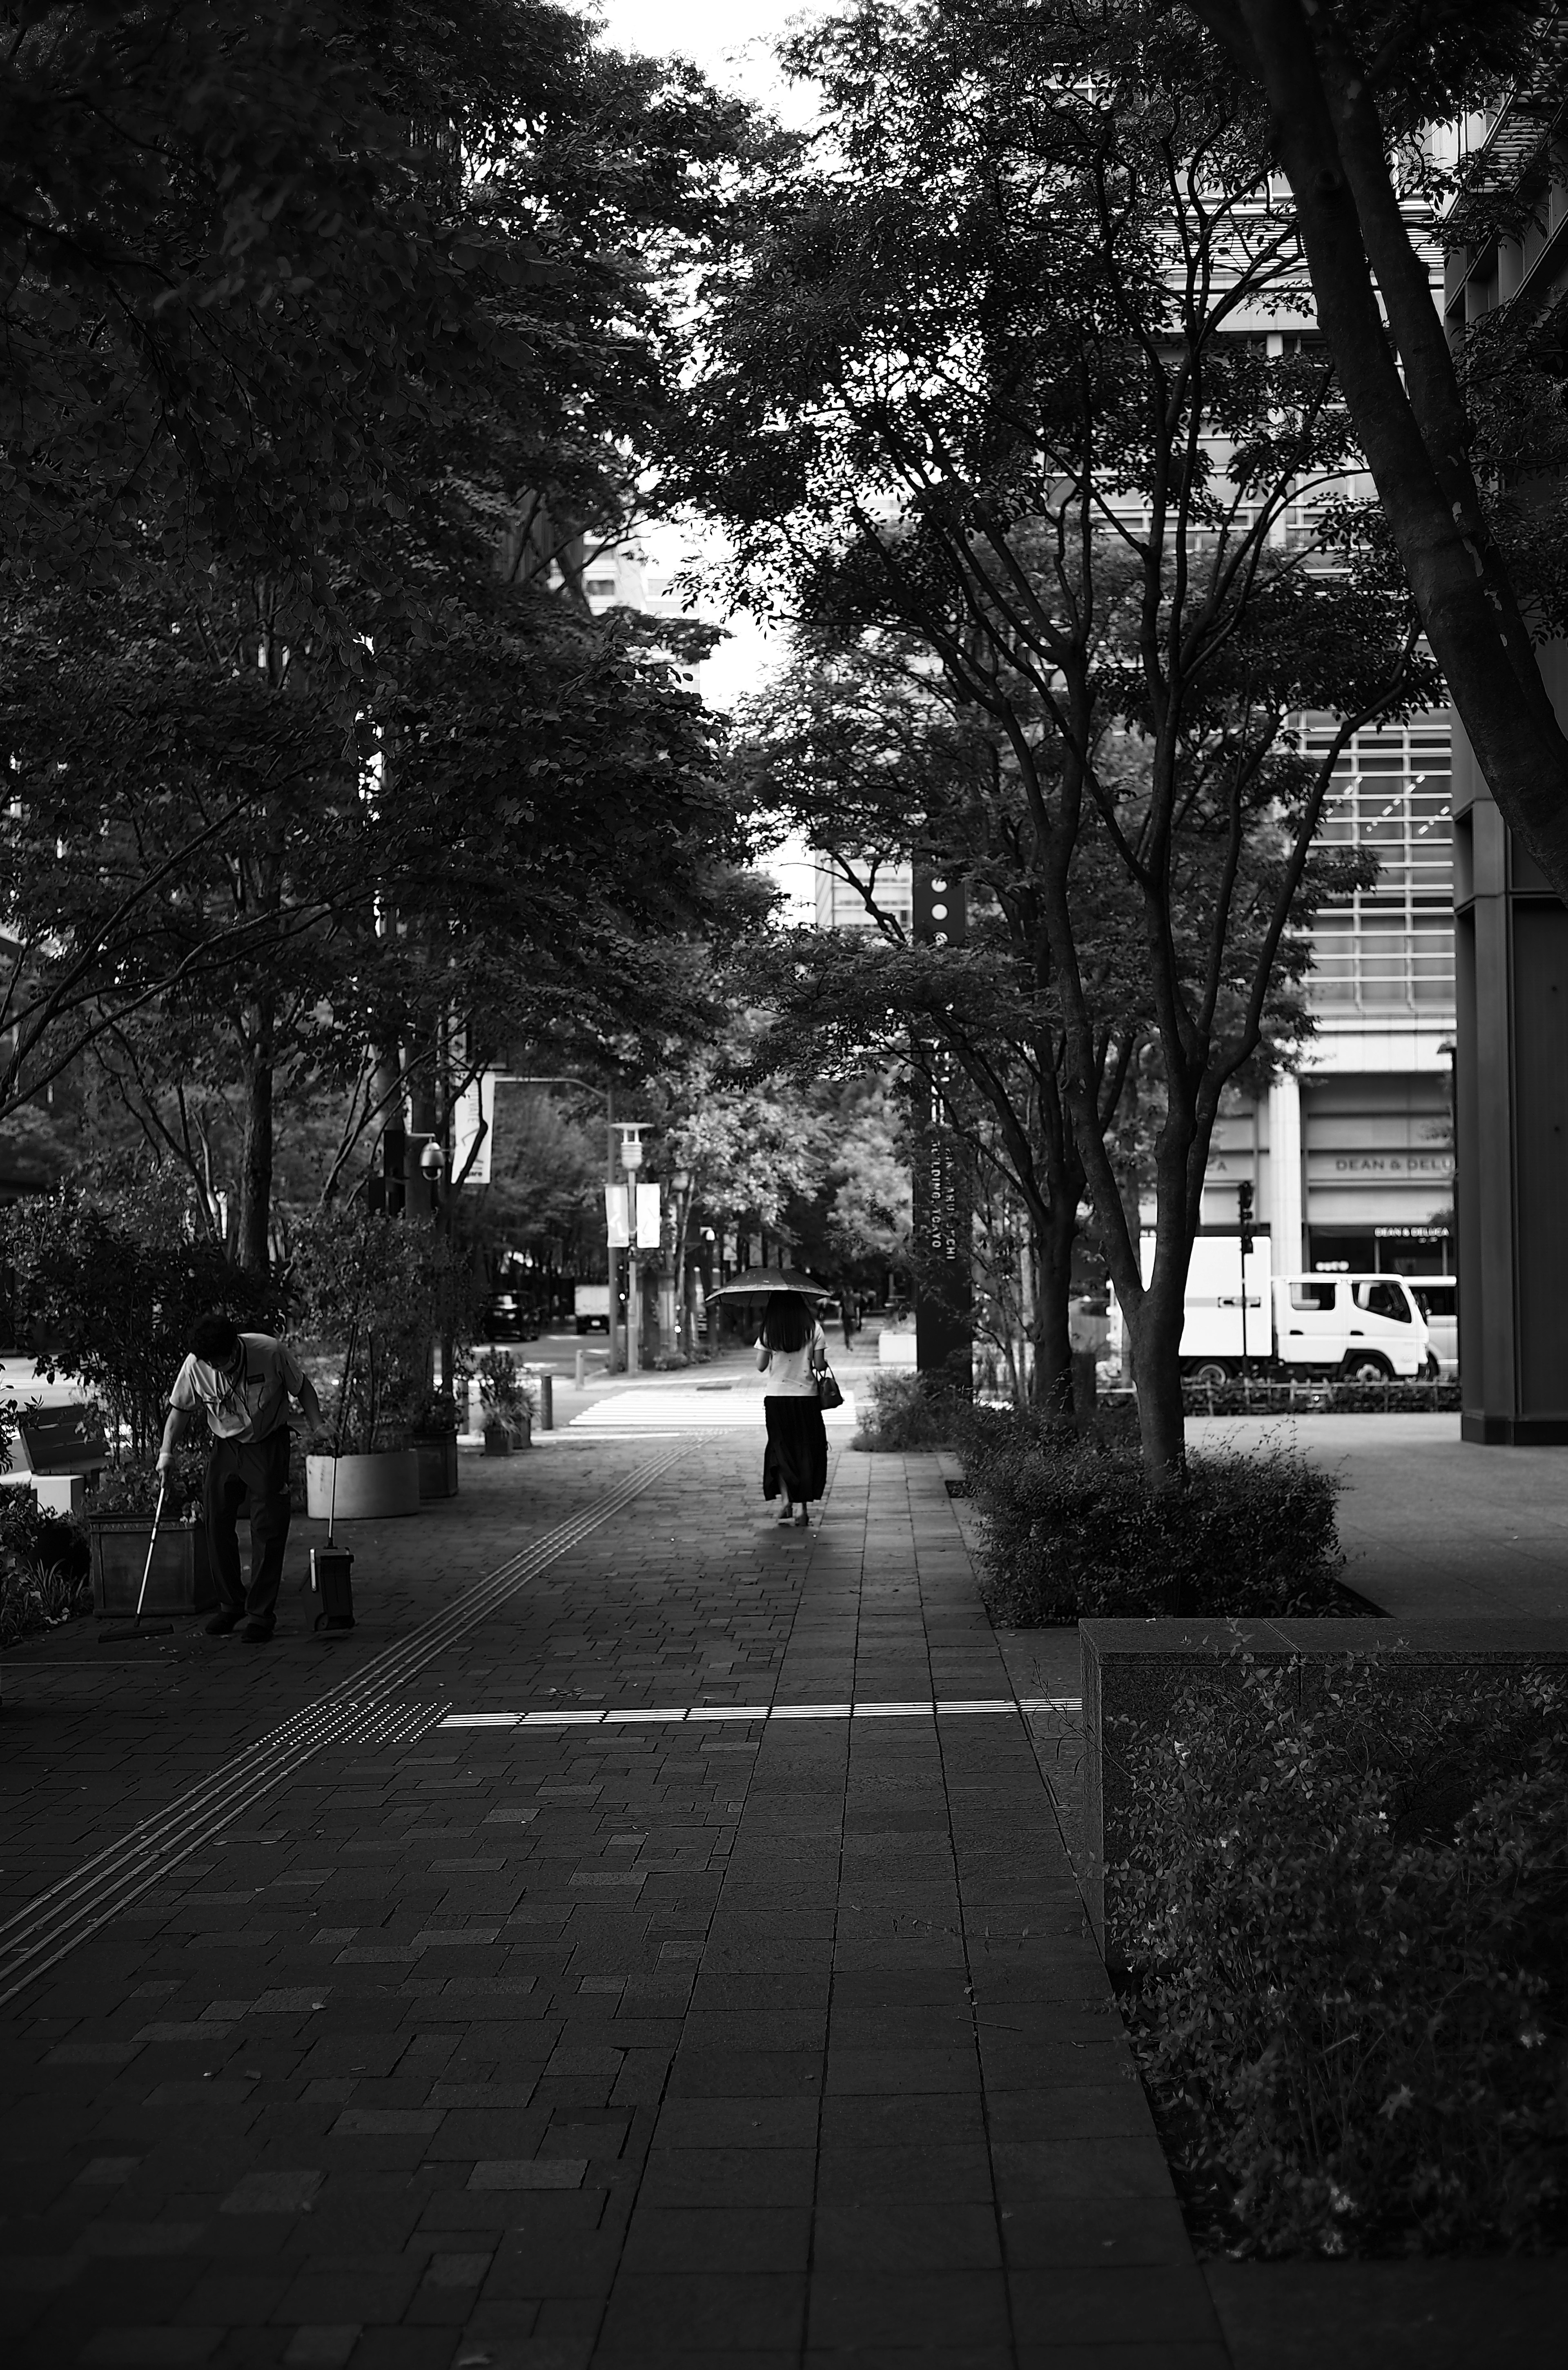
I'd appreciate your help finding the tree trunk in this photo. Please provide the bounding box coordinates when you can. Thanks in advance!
[1123,1275,1187,1493]
[1202,0,1568,900]
[1031,1201,1076,1418]
[237,992,275,1278]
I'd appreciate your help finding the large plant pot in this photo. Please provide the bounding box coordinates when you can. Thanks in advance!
[414,1432,459,1501]
[90,1518,215,1617]
[482,1422,511,1457]
[306,1450,420,1521]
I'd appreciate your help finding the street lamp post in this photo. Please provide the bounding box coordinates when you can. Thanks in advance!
[617,1128,645,1375]
[665,1165,691,1359]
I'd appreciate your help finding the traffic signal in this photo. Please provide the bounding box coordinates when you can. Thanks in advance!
[1237,1179,1255,1256]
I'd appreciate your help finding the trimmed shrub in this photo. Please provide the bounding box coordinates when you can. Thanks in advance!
[1116,1659,1568,2256]
[852,1370,967,1452]
[971,1431,1347,1622]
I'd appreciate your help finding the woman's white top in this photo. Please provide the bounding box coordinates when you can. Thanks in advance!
[761,1322,827,1398]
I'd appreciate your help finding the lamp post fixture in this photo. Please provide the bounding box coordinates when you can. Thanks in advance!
[667,1165,692,1359]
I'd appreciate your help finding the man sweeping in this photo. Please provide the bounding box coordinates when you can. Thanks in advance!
[158,1311,323,1644]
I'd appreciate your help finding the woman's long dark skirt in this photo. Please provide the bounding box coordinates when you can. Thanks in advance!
[763,1395,828,1504]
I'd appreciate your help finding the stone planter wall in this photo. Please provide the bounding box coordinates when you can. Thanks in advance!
[89,1518,215,1617]
[305,1449,420,1521]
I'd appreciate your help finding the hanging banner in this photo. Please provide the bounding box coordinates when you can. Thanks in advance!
[635,1183,662,1247]
[451,1072,493,1186]
[606,1182,631,1247]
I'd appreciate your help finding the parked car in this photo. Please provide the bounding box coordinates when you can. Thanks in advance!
[485,1293,521,1341]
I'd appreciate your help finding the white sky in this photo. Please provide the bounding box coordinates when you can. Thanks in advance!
[594,0,829,121]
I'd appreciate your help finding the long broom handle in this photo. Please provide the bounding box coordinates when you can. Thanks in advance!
[329,1312,359,1552]
[131,1483,167,1623]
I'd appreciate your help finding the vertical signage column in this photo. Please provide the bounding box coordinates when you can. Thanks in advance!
[911,862,973,1391]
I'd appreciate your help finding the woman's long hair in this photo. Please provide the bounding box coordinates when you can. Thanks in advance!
[759,1291,812,1352]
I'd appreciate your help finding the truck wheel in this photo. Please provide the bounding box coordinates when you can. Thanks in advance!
[1187,1359,1230,1387]
[1342,1352,1392,1382]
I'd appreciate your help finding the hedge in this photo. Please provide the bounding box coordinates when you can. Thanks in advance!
[1115,1659,1568,2256]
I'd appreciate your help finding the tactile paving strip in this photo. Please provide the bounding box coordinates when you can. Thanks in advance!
[0,1448,689,2009]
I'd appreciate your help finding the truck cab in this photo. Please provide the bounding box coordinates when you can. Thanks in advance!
[1408,1277,1457,1379]
[1272,1274,1429,1380]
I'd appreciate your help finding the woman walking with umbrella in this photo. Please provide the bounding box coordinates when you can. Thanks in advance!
[756,1289,829,1527]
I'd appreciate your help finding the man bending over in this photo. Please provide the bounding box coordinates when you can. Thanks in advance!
[158,1310,323,1644]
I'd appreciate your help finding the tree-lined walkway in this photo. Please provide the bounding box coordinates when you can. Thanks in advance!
[0,1431,1219,2368]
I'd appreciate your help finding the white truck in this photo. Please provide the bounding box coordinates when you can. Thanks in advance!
[573,1283,611,1334]
[1135,1233,1434,1383]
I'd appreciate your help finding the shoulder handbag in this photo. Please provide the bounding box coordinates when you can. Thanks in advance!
[816,1359,845,1411]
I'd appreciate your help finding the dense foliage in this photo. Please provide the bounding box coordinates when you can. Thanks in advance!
[1118,1658,1568,2255]
[0,0,768,1270]
[853,1370,965,1453]
[967,1426,1346,1622]
[0,1486,91,1649]
[290,1204,474,1452]
[1,1175,277,1455]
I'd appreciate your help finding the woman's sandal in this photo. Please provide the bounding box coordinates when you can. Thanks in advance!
[794,1511,809,1528]
[777,1506,796,1524]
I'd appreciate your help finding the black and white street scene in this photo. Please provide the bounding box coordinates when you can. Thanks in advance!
[4,2,1568,2365]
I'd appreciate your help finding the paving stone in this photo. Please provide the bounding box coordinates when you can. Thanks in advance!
[0,1419,1221,2368]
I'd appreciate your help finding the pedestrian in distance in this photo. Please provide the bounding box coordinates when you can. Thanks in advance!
[840,1292,858,1352]
[157,1310,323,1644]
[756,1289,829,1528]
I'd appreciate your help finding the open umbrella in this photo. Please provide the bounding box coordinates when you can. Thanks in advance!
[706,1265,832,1312]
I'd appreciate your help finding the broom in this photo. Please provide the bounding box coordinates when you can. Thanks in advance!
[98,1480,176,1643]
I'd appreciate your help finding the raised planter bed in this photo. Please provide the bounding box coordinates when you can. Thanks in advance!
[305,1449,419,1521]
[89,1516,215,1617]
[1081,1613,1568,1965]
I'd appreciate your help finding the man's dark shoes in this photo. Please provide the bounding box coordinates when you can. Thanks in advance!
[239,1619,274,1645]
[205,1611,240,1636]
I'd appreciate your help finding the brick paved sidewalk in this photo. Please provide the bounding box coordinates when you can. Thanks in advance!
[1,1430,1223,2369]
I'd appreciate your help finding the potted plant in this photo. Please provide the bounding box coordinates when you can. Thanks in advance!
[410,1388,461,1501]
[86,1450,215,1617]
[476,1352,533,1455]
[292,1208,448,1523]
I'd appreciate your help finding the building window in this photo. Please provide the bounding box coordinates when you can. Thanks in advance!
[1304,722,1452,1010]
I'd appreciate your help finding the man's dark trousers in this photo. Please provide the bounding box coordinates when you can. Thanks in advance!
[205,1430,292,1631]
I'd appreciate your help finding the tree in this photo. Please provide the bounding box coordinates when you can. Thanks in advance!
[1,0,769,1265]
[0,0,757,603]
[737,630,1150,1412]
[467,1088,606,1283]
[820,1077,912,1272]
[1175,0,1568,898]
[684,0,1421,1478]
[1,562,755,1266]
